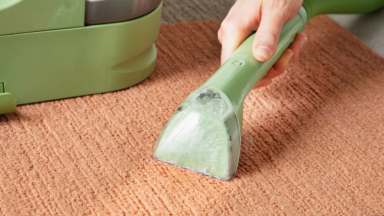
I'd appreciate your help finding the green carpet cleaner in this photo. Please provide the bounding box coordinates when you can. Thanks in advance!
[153,0,384,181]
[0,0,162,114]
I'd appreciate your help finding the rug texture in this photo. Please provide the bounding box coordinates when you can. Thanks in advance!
[1,16,384,215]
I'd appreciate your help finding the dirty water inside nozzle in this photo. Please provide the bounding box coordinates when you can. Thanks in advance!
[153,88,241,181]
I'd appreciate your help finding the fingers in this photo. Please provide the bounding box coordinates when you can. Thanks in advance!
[290,33,307,60]
[218,0,259,64]
[253,32,307,89]
[254,77,272,89]
[219,22,253,64]
[219,0,305,89]
[252,6,286,62]
[220,0,303,64]
[272,49,294,75]
[253,49,293,89]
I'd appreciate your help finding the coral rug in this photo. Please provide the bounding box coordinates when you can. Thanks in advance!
[1,16,384,215]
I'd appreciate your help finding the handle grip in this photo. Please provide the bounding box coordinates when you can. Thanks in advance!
[202,7,307,111]
[303,0,384,20]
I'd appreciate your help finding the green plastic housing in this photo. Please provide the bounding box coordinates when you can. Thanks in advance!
[0,92,16,114]
[0,3,162,114]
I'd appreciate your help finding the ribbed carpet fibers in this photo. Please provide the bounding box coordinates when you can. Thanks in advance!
[1,16,384,215]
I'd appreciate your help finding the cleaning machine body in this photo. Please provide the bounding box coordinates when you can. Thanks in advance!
[153,0,384,181]
[0,0,162,114]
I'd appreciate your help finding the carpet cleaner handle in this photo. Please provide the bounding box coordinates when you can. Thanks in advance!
[202,8,307,110]
[303,0,384,20]
[202,0,384,110]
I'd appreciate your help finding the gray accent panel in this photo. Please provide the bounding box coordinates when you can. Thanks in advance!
[85,0,162,25]
[161,0,234,24]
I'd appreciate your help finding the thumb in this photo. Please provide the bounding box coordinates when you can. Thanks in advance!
[252,9,286,62]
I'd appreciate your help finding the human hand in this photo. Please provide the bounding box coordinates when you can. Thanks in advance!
[218,0,307,88]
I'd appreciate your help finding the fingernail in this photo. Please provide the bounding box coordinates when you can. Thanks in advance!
[254,46,271,61]
[301,36,308,47]
[287,49,294,60]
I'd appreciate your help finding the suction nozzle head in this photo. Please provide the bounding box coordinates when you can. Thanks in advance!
[153,88,241,181]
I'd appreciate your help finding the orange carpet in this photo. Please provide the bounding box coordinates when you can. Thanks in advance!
[1,16,384,215]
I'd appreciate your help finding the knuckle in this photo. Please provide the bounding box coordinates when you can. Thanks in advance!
[268,0,289,9]
[220,20,237,34]
[221,17,250,35]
